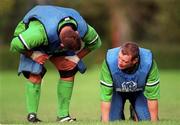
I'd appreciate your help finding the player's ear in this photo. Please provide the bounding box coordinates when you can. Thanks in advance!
[132,57,138,65]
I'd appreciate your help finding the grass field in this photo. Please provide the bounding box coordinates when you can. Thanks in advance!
[0,67,180,124]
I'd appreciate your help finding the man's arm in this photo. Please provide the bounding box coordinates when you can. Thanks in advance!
[100,60,113,122]
[65,24,101,65]
[77,47,91,59]
[101,101,111,122]
[144,60,160,121]
[78,24,101,58]
[10,21,49,64]
[147,99,158,121]
[10,20,48,53]
[145,84,160,121]
[13,21,26,37]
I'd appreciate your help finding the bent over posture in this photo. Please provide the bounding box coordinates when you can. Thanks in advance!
[10,5,101,123]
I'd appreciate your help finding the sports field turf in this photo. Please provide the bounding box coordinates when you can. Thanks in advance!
[0,67,180,124]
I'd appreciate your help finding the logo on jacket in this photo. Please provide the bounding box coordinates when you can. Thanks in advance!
[116,81,139,92]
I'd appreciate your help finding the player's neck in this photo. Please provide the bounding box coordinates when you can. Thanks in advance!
[122,62,139,74]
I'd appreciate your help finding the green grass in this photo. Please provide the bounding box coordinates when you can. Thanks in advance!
[0,67,180,124]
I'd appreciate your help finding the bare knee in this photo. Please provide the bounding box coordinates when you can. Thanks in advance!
[61,76,75,82]
[28,74,42,84]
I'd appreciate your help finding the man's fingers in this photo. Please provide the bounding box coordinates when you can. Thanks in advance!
[34,54,49,64]
[42,54,49,59]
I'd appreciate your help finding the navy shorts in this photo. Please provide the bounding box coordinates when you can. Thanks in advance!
[18,54,46,78]
[18,52,86,78]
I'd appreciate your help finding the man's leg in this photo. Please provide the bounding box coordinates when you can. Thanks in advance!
[130,92,151,121]
[50,56,77,122]
[56,77,76,122]
[25,73,42,123]
[109,92,125,121]
[57,77,74,117]
[18,54,46,122]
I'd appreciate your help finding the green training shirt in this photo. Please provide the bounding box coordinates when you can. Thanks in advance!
[100,59,160,102]
[10,18,101,53]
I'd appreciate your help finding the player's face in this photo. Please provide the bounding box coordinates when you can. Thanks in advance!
[118,51,135,70]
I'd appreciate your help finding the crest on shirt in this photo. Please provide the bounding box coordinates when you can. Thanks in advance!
[116,81,143,92]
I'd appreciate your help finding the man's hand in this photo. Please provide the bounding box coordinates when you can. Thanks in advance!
[65,55,87,74]
[31,51,49,64]
[65,55,80,64]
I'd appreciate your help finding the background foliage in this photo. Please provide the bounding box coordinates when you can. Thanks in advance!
[0,0,180,70]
